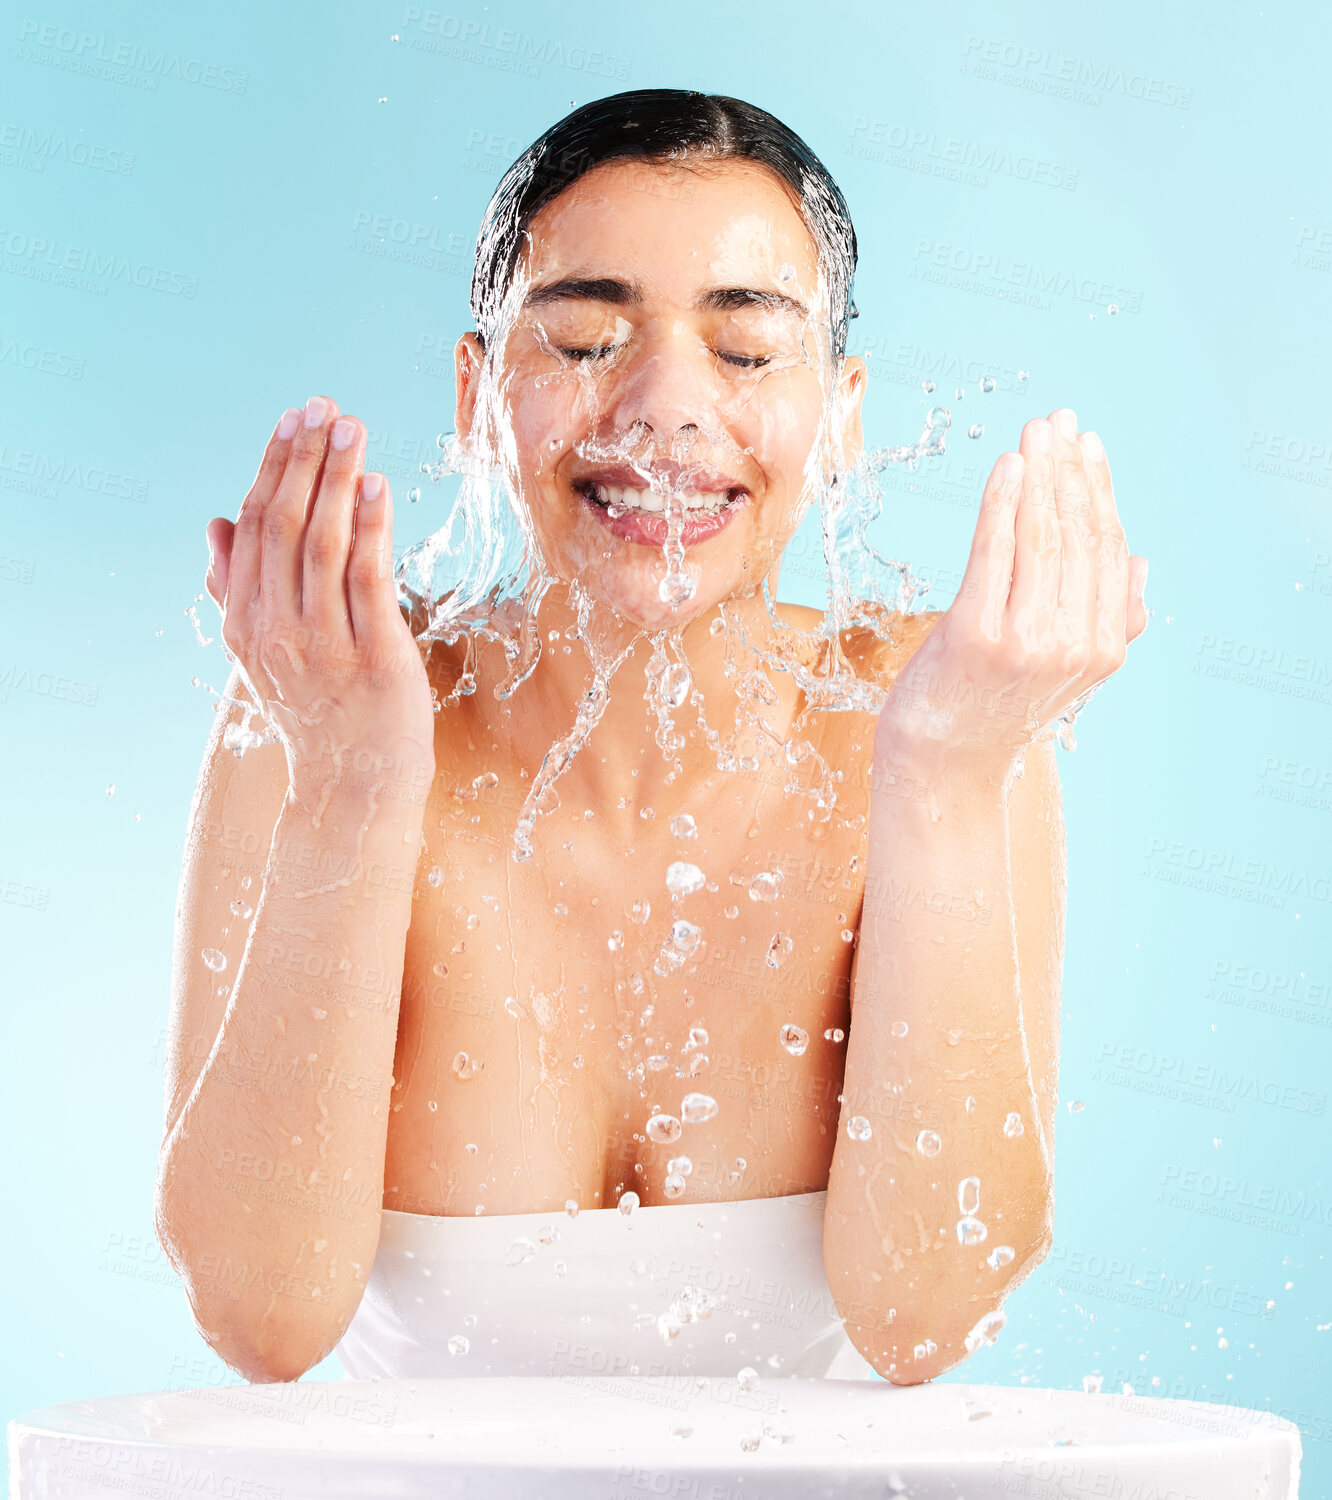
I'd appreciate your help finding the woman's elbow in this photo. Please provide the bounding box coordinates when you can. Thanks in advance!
[842,1228,1054,1384]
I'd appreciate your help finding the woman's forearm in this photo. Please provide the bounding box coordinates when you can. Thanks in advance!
[155,764,426,1383]
[824,737,1054,1383]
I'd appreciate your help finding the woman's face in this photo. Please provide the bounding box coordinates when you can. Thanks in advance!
[455,157,866,633]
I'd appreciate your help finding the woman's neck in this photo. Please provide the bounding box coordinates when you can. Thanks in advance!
[464,581,807,820]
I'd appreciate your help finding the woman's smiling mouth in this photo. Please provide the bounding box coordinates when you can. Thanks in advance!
[572,462,751,547]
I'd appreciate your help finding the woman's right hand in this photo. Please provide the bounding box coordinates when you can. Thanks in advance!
[204,396,436,783]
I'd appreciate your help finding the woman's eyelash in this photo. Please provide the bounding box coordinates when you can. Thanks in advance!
[557,345,771,369]
[559,344,624,361]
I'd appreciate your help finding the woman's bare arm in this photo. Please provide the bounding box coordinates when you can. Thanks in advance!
[824,409,1147,1381]
[154,398,435,1383]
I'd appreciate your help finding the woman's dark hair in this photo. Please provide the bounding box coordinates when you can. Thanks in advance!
[470,89,858,360]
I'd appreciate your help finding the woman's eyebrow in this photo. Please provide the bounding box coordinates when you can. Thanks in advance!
[524,277,641,308]
[697,287,810,318]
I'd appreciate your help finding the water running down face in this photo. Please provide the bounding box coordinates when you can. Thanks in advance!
[452,157,869,635]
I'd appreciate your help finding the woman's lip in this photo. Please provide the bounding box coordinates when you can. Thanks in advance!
[577,486,748,547]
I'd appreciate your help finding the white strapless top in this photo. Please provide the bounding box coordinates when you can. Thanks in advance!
[335,1189,878,1382]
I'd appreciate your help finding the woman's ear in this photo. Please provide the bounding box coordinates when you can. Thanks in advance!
[836,354,868,473]
[454,333,485,440]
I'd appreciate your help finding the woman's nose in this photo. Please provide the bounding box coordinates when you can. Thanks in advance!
[599,331,722,441]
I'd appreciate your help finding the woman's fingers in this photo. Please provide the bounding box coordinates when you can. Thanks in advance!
[956,451,1023,640]
[1049,410,1098,671]
[227,406,303,614]
[346,473,398,648]
[1080,430,1129,664]
[1008,417,1061,644]
[1127,555,1150,642]
[259,396,341,617]
[301,415,366,633]
[204,518,234,608]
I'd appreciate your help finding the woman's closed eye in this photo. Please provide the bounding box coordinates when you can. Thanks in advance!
[559,342,627,361]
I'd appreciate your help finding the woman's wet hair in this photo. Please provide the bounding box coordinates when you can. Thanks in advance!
[469,88,858,360]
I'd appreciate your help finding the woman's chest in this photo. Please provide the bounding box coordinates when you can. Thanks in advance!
[384,738,875,1217]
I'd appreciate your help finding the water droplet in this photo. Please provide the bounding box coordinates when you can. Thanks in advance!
[957,1216,988,1246]
[964,1309,1007,1352]
[504,1236,536,1267]
[667,1155,693,1177]
[658,570,695,607]
[658,662,692,706]
[608,931,624,951]
[670,813,697,840]
[687,1026,709,1049]
[105,784,115,796]
[664,1173,686,1198]
[671,1423,694,1439]
[681,1092,718,1125]
[916,1129,942,1158]
[958,1177,981,1215]
[921,379,936,395]
[1083,1374,1103,1394]
[201,948,227,973]
[824,1027,846,1043]
[452,1051,478,1081]
[667,861,705,897]
[739,1435,761,1453]
[846,1115,873,1141]
[979,375,996,394]
[447,1334,469,1355]
[629,897,651,924]
[464,1142,478,1155]
[1067,1100,1085,1114]
[229,900,253,919]
[1017,369,1029,383]
[928,405,952,430]
[647,1053,669,1071]
[647,1112,682,1145]
[766,933,793,968]
[618,1191,640,1216]
[671,919,702,954]
[1003,1112,1024,1138]
[407,487,421,503]
[746,870,781,902]
[968,423,985,440]
[736,1367,759,1391]
[891,1020,908,1038]
[1107,303,1119,316]
[432,959,449,978]
[778,263,795,282]
[565,1199,579,1217]
[779,1023,809,1056]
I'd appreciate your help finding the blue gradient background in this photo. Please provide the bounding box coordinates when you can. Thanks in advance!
[2,1,1329,1493]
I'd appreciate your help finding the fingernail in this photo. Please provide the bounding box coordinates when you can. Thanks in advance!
[1082,430,1105,461]
[304,396,330,429]
[1032,421,1053,452]
[999,451,1024,485]
[277,408,302,441]
[330,418,358,451]
[205,528,216,570]
[361,471,384,501]
[1055,409,1078,440]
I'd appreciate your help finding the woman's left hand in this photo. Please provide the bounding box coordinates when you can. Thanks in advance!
[875,408,1149,771]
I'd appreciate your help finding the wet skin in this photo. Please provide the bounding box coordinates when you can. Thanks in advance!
[164,156,1147,1383]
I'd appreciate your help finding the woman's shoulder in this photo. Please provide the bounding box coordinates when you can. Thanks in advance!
[775,599,945,690]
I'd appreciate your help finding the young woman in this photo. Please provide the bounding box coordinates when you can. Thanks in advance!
[154,91,1148,1390]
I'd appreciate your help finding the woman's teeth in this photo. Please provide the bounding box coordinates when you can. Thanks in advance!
[585,483,734,515]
